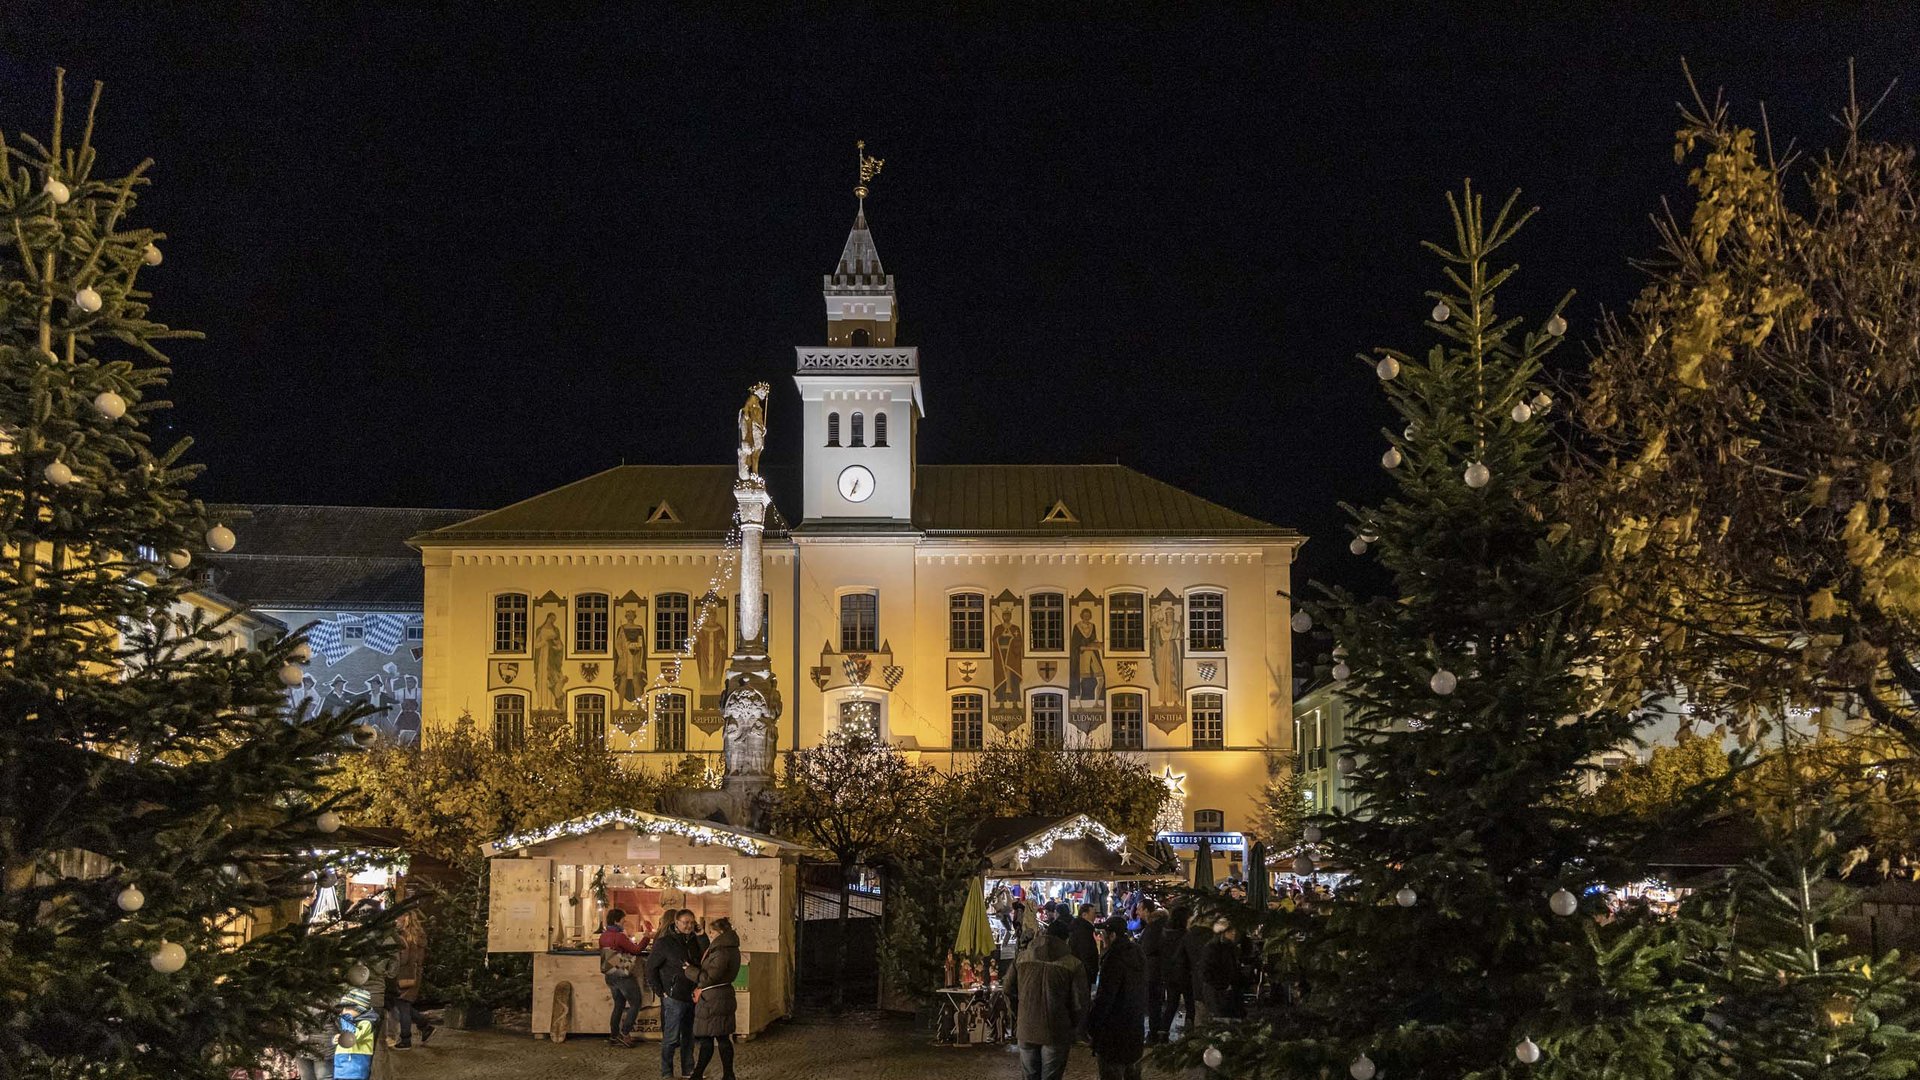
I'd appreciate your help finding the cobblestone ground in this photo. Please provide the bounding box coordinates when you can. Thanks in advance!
[386,1010,1191,1080]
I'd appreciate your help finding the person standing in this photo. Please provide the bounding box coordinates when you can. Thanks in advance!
[1199,919,1247,1021]
[1069,904,1101,985]
[388,912,435,1049]
[1085,917,1149,1080]
[1165,906,1212,1036]
[599,908,650,1047]
[646,909,704,1078]
[1138,905,1169,1043]
[684,917,741,1080]
[1005,917,1090,1080]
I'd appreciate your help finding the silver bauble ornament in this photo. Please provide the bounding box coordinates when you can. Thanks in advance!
[144,243,164,266]
[278,663,304,687]
[1546,313,1567,337]
[74,286,102,313]
[1511,401,1532,423]
[1291,612,1312,634]
[1382,446,1401,468]
[1336,753,1358,775]
[1549,888,1579,917]
[166,549,191,570]
[1203,1046,1224,1069]
[1375,356,1400,380]
[1395,887,1417,907]
[1302,824,1323,844]
[93,390,127,419]
[150,940,187,973]
[1532,391,1552,412]
[315,811,342,834]
[43,460,74,486]
[1464,461,1490,488]
[1293,852,1315,875]
[336,1032,356,1049]
[1517,1037,1542,1064]
[1430,669,1458,695]
[1349,537,1368,555]
[347,962,371,986]
[1332,661,1351,681]
[351,722,378,746]
[1431,301,1450,322]
[117,885,145,912]
[206,524,236,552]
[44,178,70,204]
[1350,1054,1377,1080]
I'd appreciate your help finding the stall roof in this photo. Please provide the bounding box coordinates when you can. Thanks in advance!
[978,813,1177,880]
[482,808,813,859]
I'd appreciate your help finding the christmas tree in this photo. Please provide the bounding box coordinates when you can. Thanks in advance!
[0,71,392,1078]
[1173,185,1713,1078]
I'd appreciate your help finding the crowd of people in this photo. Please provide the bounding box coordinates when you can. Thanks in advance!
[1002,898,1253,1080]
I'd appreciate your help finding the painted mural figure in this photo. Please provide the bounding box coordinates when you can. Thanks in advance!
[1069,606,1106,704]
[613,608,647,703]
[532,610,566,711]
[694,598,728,688]
[1150,603,1184,706]
[991,607,1024,707]
[395,674,422,745]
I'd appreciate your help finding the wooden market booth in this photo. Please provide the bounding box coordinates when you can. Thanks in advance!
[979,813,1180,916]
[482,808,810,1040]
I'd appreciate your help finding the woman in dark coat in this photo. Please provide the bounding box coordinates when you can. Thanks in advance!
[685,918,741,1080]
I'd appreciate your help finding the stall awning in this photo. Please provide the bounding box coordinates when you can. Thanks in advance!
[481,808,811,859]
[976,814,1176,881]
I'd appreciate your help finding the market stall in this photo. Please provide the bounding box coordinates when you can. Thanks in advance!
[481,809,809,1040]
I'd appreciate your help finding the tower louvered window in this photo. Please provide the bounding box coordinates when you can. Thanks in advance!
[851,412,865,447]
[827,412,841,447]
[873,412,888,447]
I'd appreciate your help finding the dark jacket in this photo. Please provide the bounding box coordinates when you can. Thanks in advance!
[1200,935,1246,1018]
[687,929,741,1038]
[1085,934,1148,1063]
[1138,916,1167,987]
[1173,924,1214,998]
[1005,932,1089,1047]
[646,931,705,1001]
[1068,917,1100,985]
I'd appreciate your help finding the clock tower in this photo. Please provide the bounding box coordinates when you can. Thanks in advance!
[794,190,922,524]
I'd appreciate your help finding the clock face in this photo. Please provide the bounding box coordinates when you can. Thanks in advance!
[838,465,875,503]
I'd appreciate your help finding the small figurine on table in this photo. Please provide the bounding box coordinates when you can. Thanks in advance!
[960,957,977,988]
[987,956,999,988]
[944,949,957,988]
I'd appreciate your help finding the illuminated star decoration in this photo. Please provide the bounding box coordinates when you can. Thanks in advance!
[1159,765,1187,801]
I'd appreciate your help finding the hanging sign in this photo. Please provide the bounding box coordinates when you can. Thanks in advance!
[1156,832,1247,850]
[729,856,784,953]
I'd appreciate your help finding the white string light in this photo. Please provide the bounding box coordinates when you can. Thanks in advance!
[485,808,773,858]
[1011,815,1128,867]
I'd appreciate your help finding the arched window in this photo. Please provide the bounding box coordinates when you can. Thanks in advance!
[1031,692,1065,749]
[827,412,841,447]
[873,411,888,447]
[850,327,871,347]
[851,412,866,447]
[492,694,526,750]
[574,693,607,748]
[654,691,688,752]
[952,693,985,751]
[493,593,528,653]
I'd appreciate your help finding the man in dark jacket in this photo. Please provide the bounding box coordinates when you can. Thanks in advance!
[1170,908,1215,1035]
[1069,903,1101,986]
[1137,905,1169,1043]
[1085,917,1148,1080]
[1006,917,1090,1080]
[645,909,704,1079]
[1199,920,1247,1021]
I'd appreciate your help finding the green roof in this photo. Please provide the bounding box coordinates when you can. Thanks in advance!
[410,463,1295,546]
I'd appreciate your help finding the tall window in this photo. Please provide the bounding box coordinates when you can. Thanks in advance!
[1187,591,1225,652]
[1108,592,1146,652]
[1032,692,1065,750]
[873,412,889,447]
[851,412,866,447]
[655,592,690,653]
[493,593,528,653]
[492,694,526,750]
[1111,691,1145,750]
[951,693,985,751]
[1192,692,1225,748]
[654,692,688,752]
[575,592,609,653]
[839,698,880,735]
[1028,592,1065,652]
[574,693,607,748]
[1194,809,1225,833]
[949,592,986,652]
[840,592,879,652]
[827,412,841,446]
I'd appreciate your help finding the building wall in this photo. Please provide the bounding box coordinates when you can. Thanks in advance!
[266,607,425,743]
[421,533,1296,837]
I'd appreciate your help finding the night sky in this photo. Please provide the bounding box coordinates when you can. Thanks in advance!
[4,6,1920,595]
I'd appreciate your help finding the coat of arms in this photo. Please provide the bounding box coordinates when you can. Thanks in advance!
[495,661,518,685]
[579,662,600,683]
[1197,662,1218,682]
[958,660,978,683]
[882,664,905,690]
[1116,660,1138,682]
[843,653,872,686]
[1037,661,1057,681]
[810,665,832,690]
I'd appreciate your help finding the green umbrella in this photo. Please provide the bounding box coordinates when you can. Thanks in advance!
[1247,841,1269,910]
[953,875,997,961]
[1193,835,1215,890]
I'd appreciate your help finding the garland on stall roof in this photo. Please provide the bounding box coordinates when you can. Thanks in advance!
[485,808,769,858]
[1013,816,1129,866]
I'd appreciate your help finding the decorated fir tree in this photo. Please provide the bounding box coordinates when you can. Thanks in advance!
[1173,186,1715,1079]
[0,72,392,1078]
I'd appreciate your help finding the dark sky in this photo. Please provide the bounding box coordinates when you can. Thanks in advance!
[4,5,1919,595]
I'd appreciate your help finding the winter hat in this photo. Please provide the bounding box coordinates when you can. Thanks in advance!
[1100,916,1129,936]
[338,986,372,1012]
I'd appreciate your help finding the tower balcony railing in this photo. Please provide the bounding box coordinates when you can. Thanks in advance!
[794,346,919,375]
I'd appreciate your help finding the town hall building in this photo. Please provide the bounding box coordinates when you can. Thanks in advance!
[410,199,1304,846]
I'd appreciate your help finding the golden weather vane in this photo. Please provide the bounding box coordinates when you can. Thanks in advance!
[855,140,884,202]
